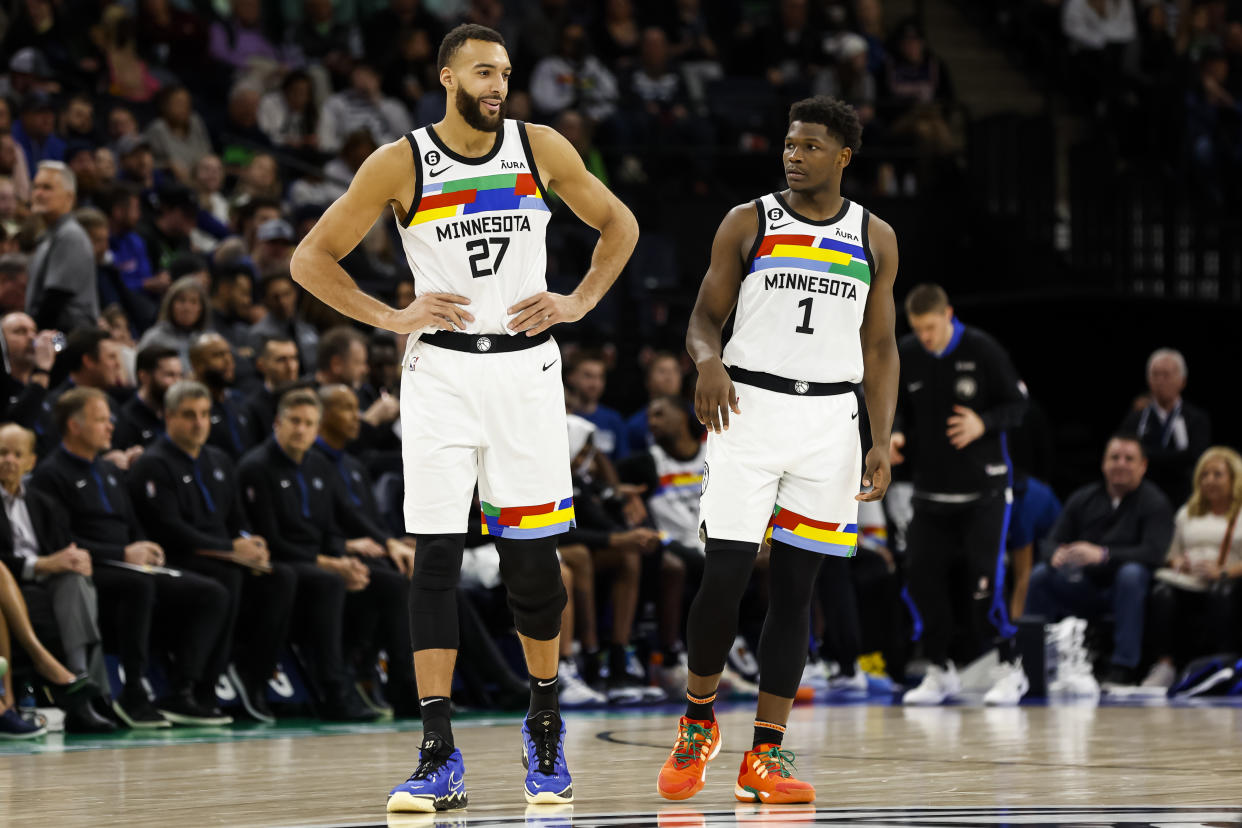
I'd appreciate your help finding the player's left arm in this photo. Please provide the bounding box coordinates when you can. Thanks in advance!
[857,213,899,502]
[508,124,639,336]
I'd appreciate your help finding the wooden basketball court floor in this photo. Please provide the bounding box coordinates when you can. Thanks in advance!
[2,699,1240,827]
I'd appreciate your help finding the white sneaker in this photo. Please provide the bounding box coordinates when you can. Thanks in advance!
[800,658,830,692]
[558,660,606,707]
[1141,661,1176,689]
[652,652,689,698]
[726,636,760,683]
[983,661,1030,706]
[827,668,868,696]
[718,664,760,699]
[902,663,961,706]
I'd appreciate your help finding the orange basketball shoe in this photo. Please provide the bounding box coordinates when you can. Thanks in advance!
[656,717,722,800]
[734,744,816,804]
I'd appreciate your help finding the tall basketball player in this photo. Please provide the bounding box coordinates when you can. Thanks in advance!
[656,97,899,804]
[289,24,637,813]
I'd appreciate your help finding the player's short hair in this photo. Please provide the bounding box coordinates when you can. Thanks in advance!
[438,23,506,70]
[54,386,107,436]
[277,387,322,419]
[135,344,180,377]
[788,96,863,153]
[316,326,365,373]
[904,283,950,317]
[1108,431,1146,459]
[164,379,211,415]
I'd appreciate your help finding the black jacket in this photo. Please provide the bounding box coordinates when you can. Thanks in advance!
[237,438,375,564]
[112,394,164,451]
[29,446,145,562]
[0,485,74,580]
[1119,400,1212,507]
[1,372,48,430]
[1042,479,1174,571]
[208,390,257,460]
[127,436,249,559]
[309,439,392,543]
[896,321,1028,496]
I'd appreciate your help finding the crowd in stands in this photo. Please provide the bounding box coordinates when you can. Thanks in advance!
[0,1,1235,740]
[979,0,1242,205]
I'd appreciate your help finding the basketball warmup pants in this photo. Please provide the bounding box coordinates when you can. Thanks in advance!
[905,492,1015,666]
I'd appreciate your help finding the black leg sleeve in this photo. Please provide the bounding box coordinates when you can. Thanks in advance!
[685,539,757,677]
[757,540,824,698]
[495,536,566,641]
[410,534,465,651]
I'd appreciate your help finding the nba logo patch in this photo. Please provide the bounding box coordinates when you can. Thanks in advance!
[409,357,418,372]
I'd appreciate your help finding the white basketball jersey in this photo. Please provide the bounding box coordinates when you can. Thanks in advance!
[722,194,874,383]
[395,120,552,336]
[648,442,707,551]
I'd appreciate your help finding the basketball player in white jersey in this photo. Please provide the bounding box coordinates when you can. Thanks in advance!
[289,24,637,813]
[655,96,899,804]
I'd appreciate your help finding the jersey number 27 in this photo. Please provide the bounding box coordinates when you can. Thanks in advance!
[466,237,510,279]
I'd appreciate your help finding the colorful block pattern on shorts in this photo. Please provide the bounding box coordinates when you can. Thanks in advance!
[481,498,575,538]
[764,505,857,557]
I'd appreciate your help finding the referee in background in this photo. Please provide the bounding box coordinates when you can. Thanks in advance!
[892,284,1030,706]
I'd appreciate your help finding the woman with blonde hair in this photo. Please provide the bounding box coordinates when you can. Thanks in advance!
[1142,446,1242,688]
[136,276,211,371]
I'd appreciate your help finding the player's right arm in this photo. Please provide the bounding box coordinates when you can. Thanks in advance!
[290,140,474,334]
[686,203,756,434]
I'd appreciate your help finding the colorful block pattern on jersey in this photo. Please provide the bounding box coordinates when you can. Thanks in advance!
[764,505,858,557]
[411,173,549,225]
[656,471,703,495]
[749,234,872,286]
[481,497,575,538]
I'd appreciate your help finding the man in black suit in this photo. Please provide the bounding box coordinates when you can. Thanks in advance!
[1119,348,1211,506]
[30,386,232,727]
[242,335,301,444]
[189,333,256,461]
[128,380,297,723]
[0,423,114,732]
[238,388,412,720]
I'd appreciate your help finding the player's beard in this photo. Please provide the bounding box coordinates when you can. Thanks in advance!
[456,86,505,132]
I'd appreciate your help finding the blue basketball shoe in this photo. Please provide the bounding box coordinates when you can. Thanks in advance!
[521,710,573,804]
[387,735,468,813]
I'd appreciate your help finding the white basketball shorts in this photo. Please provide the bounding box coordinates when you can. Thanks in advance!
[698,381,862,556]
[399,334,574,537]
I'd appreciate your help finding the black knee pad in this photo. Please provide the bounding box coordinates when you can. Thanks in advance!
[410,534,466,651]
[495,536,566,641]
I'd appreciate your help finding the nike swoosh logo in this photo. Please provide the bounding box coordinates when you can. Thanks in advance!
[769,221,794,230]
[542,361,557,372]
[428,165,454,178]
[537,679,556,687]
[851,411,859,420]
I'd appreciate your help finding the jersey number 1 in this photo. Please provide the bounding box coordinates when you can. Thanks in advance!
[466,237,510,279]
[795,297,815,334]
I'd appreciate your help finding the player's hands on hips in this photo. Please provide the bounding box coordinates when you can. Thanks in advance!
[946,405,985,449]
[694,357,739,434]
[389,293,474,333]
[507,291,588,336]
[856,445,891,502]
